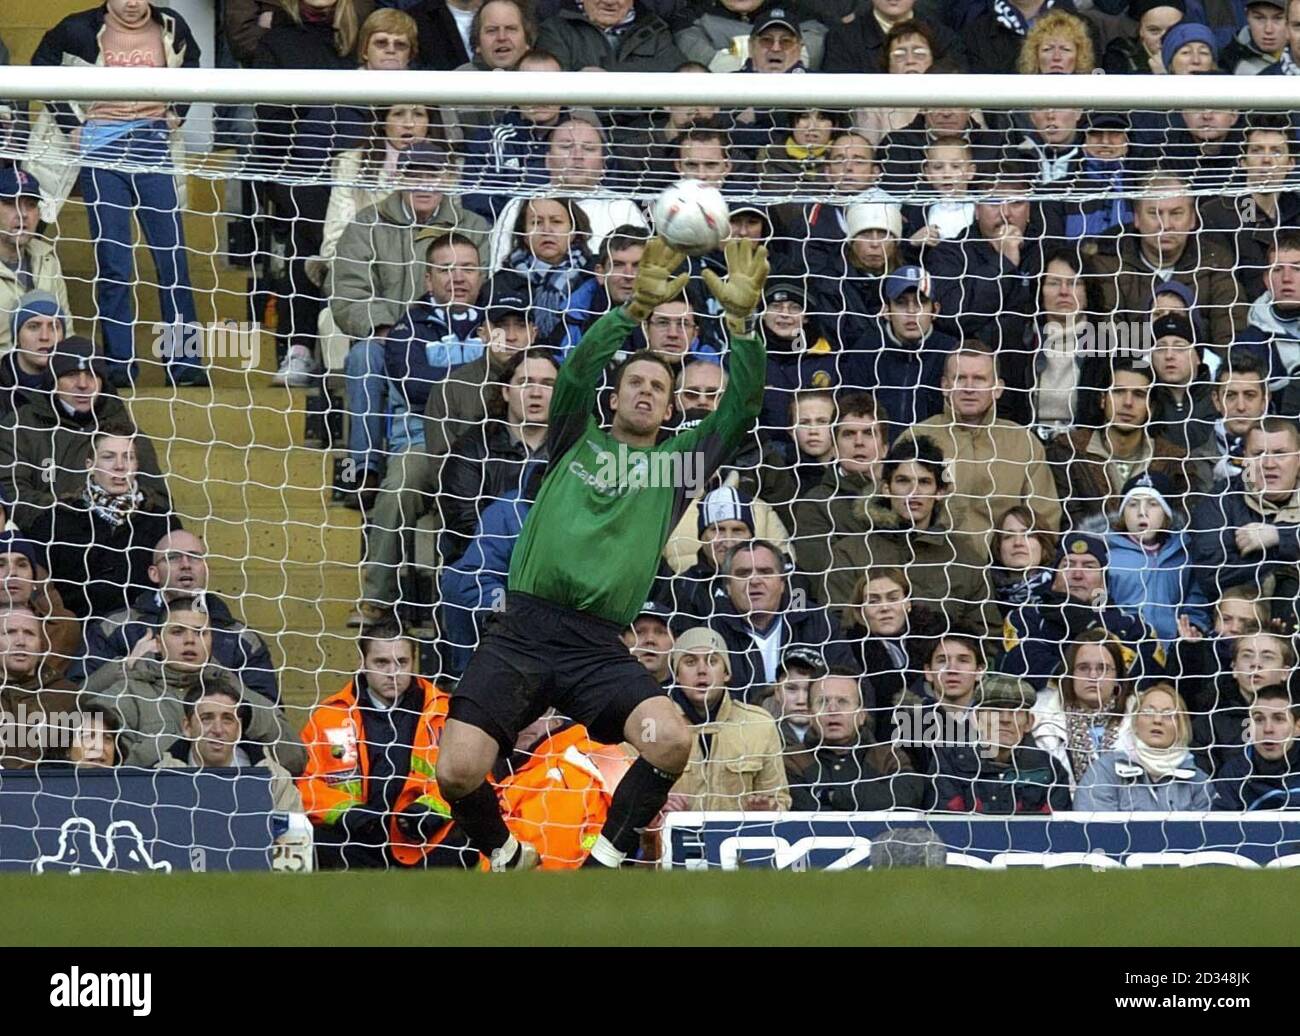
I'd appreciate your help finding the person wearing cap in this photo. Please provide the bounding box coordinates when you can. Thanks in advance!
[1230,230,1300,408]
[901,341,1062,561]
[1200,116,1299,302]
[1075,683,1212,811]
[1189,415,1300,615]
[709,538,855,699]
[763,645,825,778]
[927,672,1071,813]
[674,0,828,72]
[1058,110,1136,240]
[666,486,757,627]
[1088,171,1244,346]
[534,0,684,71]
[1220,0,1288,73]
[827,434,997,636]
[843,264,956,431]
[663,625,791,812]
[1102,0,1184,74]
[0,290,67,418]
[1107,471,1211,644]
[0,169,71,357]
[757,276,838,432]
[1001,529,1165,691]
[0,336,167,532]
[620,598,676,687]
[0,530,79,679]
[358,273,541,622]
[1147,313,1218,452]
[790,668,923,811]
[328,140,489,389]
[1048,358,1206,530]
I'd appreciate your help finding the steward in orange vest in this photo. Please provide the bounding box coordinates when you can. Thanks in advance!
[496,718,633,869]
[298,630,476,868]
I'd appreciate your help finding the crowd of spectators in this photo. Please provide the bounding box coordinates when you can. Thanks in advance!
[1,0,1300,867]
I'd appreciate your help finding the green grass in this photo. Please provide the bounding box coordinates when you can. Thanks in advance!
[5,870,1299,945]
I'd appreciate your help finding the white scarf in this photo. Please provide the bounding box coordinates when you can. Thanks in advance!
[1132,737,1196,781]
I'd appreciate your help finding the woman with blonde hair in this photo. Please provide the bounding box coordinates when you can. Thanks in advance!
[1075,683,1213,811]
[1016,9,1095,74]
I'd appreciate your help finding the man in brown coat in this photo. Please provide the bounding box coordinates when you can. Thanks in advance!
[0,605,78,767]
[1048,360,1211,531]
[902,343,1061,562]
[1086,172,1247,347]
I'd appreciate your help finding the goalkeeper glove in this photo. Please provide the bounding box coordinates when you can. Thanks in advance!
[623,237,690,323]
[701,239,770,336]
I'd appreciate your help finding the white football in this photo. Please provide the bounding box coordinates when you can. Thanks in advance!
[652,179,730,256]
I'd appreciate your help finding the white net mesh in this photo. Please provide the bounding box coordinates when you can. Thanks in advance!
[2,59,1300,870]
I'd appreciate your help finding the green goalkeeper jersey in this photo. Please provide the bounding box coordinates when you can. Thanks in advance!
[508,306,766,626]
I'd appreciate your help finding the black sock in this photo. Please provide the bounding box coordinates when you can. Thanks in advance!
[600,757,680,856]
[449,780,511,856]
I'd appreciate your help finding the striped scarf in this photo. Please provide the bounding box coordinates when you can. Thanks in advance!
[1065,707,1123,783]
[82,475,143,529]
[993,0,1056,36]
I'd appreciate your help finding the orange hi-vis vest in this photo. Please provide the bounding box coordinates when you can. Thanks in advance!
[298,676,455,865]
[496,725,633,870]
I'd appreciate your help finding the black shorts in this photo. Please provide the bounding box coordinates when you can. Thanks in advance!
[450,592,666,749]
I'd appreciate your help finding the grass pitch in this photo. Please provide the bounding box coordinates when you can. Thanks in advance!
[5,869,1297,945]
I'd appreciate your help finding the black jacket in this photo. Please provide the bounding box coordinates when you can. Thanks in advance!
[1189,476,1300,605]
[31,5,201,132]
[28,489,180,620]
[0,354,50,422]
[410,0,472,70]
[929,737,1073,813]
[1213,744,1300,811]
[965,0,1093,74]
[789,742,925,812]
[1148,376,1218,453]
[708,588,855,701]
[821,5,966,73]
[438,420,547,565]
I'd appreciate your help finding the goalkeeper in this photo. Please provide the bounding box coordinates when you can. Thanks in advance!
[436,237,769,870]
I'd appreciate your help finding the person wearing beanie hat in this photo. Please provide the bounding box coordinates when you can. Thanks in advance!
[620,598,676,688]
[0,167,71,357]
[666,487,759,629]
[0,289,68,417]
[1162,20,1219,73]
[1107,471,1210,643]
[666,625,791,812]
[1148,312,1217,452]
[0,528,80,677]
[0,335,168,531]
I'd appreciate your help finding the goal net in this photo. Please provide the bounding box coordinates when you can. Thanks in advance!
[1,61,1298,871]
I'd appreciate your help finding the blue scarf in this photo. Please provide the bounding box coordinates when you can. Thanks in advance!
[509,246,592,336]
[993,0,1056,36]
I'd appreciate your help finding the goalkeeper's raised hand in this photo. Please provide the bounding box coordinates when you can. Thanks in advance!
[702,238,770,336]
[624,237,690,322]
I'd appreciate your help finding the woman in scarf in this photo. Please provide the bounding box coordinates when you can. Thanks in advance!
[503,197,595,340]
[29,431,179,620]
[1074,683,1213,810]
[1031,629,1135,790]
[989,505,1058,618]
